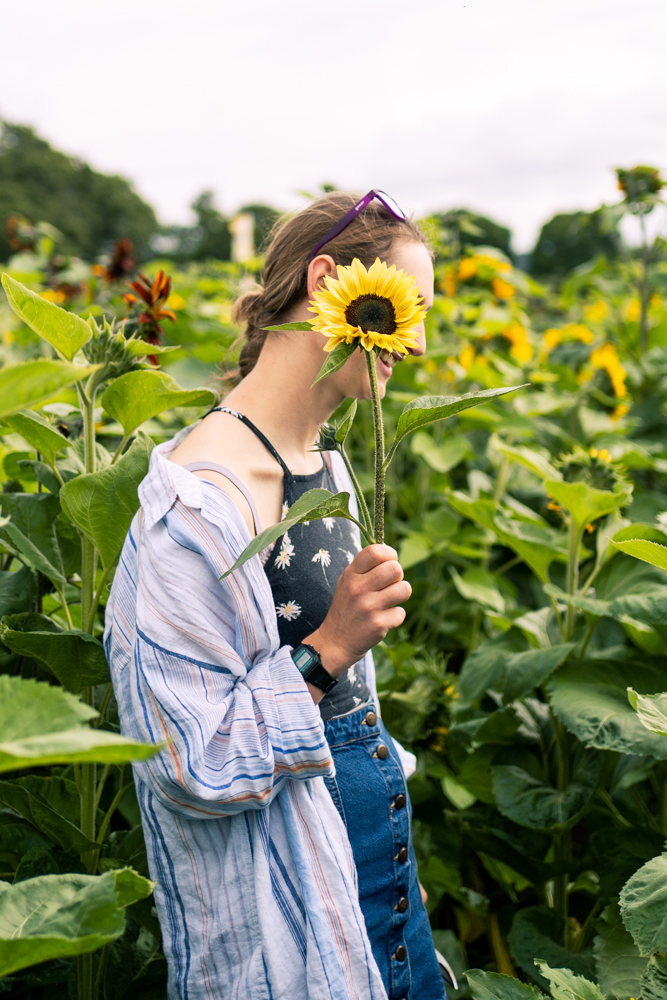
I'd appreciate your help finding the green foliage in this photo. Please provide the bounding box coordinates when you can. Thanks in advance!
[531,209,619,276]
[620,853,667,955]
[2,272,91,359]
[0,868,153,976]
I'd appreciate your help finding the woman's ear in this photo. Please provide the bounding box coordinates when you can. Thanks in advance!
[307,254,337,299]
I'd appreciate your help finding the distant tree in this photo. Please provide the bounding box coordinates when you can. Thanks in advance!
[429,208,514,261]
[190,191,232,260]
[0,122,158,262]
[239,203,282,254]
[530,208,619,276]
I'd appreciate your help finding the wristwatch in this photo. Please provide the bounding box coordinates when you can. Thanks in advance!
[291,643,338,694]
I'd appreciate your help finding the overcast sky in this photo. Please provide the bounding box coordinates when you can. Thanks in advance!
[2,0,666,250]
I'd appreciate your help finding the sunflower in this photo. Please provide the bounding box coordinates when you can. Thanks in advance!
[308,257,426,354]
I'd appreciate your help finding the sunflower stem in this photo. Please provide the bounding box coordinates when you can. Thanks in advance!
[366,349,385,545]
[339,445,374,542]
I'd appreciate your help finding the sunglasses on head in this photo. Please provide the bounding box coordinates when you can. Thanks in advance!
[308,190,407,263]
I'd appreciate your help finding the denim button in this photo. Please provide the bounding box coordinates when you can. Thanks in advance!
[365,710,377,726]
[394,793,406,809]
[394,945,407,961]
[398,846,408,863]
[376,744,388,760]
[397,896,409,913]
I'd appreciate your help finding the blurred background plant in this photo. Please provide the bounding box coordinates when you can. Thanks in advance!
[2,137,667,997]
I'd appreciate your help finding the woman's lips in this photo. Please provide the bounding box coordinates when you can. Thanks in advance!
[378,349,400,378]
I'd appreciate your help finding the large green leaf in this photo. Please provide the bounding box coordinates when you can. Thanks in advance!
[312,341,357,385]
[619,853,667,955]
[59,431,154,569]
[508,907,596,987]
[465,970,542,1000]
[221,488,364,579]
[3,409,70,467]
[641,954,667,1000]
[593,900,647,999]
[494,440,562,481]
[548,660,667,758]
[393,385,525,446]
[545,479,632,532]
[628,689,667,738]
[0,567,37,618]
[0,867,152,976]
[501,643,575,704]
[492,750,600,830]
[411,432,470,474]
[0,360,97,420]
[612,538,667,573]
[0,775,97,854]
[535,961,605,1000]
[0,675,162,772]
[0,613,110,693]
[457,631,529,703]
[449,566,505,613]
[0,493,65,584]
[101,370,215,439]
[1,273,92,360]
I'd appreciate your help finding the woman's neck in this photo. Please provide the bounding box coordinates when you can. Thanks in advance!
[223,334,343,465]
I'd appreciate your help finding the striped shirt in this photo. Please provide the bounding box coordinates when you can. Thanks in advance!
[104,427,390,1000]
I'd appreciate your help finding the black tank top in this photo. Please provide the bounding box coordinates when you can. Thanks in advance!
[207,408,371,721]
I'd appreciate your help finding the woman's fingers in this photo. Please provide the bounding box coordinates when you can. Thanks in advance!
[351,544,399,575]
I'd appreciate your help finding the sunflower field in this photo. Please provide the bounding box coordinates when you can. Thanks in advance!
[1,167,667,1000]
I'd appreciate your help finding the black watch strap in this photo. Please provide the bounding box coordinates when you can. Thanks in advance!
[291,643,337,694]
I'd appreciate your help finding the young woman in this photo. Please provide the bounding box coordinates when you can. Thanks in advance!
[106,192,446,1000]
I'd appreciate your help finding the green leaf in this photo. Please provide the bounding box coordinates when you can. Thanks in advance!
[0,360,98,420]
[492,750,601,830]
[457,630,529,703]
[411,432,470,474]
[0,493,66,584]
[221,488,363,579]
[101,370,215,440]
[450,566,505,613]
[508,907,596,987]
[545,479,632,532]
[0,613,110,693]
[0,675,162,772]
[0,867,153,976]
[393,385,526,446]
[0,567,37,618]
[543,584,609,620]
[3,410,70,467]
[494,440,562,481]
[612,538,667,573]
[122,339,180,357]
[548,660,667,758]
[501,643,576,704]
[465,969,542,1000]
[0,776,98,854]
[641,953,667,1000]
[263,321,314,331]
[619,852,667,955]
[59,431,154,569]
[334,399,357,445]
[312,341,357,385]
[593,900,647,999]
[627,689,667,738]
[2,273,92,360]
[534,961,605,1000]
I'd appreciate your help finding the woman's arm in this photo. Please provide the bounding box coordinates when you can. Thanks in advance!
[110,496,333,819]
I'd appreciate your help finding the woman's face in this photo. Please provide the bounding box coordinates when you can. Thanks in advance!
[327,240,435,402]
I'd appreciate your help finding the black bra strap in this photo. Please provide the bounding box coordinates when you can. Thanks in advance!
[205,406,292,478]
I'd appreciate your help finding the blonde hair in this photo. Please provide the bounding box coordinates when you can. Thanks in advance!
[232,192,431,377]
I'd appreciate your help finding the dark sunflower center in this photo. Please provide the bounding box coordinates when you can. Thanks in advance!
[345,294,397,335]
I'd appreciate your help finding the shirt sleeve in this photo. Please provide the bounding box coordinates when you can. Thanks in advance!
[114,495,333,819]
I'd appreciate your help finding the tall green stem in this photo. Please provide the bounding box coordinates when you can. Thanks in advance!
[564,517,582,640]
[339,446,374,542]
[365,350,385,544]
[75,383,100,1000]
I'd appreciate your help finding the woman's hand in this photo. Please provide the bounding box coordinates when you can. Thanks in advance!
[303,545,411,700]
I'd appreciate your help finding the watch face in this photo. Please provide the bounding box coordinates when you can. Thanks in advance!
[293,646,315,672]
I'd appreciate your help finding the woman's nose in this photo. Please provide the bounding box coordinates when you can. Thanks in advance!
[408,329,426,358]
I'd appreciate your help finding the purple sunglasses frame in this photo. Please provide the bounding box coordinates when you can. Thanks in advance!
[308,189,407,263]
